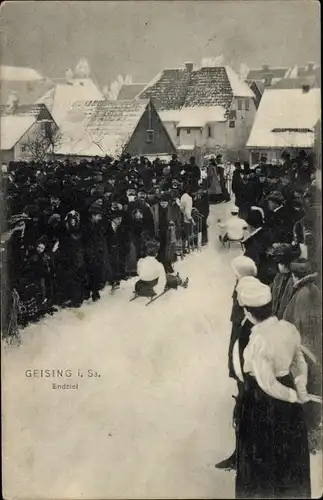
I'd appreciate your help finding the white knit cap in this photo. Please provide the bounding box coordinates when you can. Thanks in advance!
[236,276,272,307]
[231,256,257,279]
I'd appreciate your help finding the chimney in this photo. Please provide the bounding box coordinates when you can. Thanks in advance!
[264,72,274,87]
[185,62,194,72]
[262,64,270,71]
[307,62,315,73]
[302,84,310,93]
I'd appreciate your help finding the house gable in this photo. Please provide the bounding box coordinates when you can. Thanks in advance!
[125,101,176,155]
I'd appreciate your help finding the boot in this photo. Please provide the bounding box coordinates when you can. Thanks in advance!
[215,450,236,471]
[92,291,101,302]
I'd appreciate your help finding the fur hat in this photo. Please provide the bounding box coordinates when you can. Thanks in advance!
[268,242,301,264]
[231,256,257,279]
[236,276,272,307]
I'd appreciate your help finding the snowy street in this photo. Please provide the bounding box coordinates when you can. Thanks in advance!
[2,203,322,499]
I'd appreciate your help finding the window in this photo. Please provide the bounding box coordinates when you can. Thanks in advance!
[207,126,212,138]
[237,99,243,110]
[245,98,249,110]
[187,128,191,135]
[176,128,180,137]
[229,121,235,128]
[229,110,237,120]
[43,121,52,139]
[146,129,154,143]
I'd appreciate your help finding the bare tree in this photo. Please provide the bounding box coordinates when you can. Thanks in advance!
[20,125,63,162]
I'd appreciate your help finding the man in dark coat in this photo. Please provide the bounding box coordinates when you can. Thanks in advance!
[182,156,201,192]
[83,202,110,301]
[106,209,130,290]
[56,211,88,307]
[264,190,294,244]
[242,207,276,285]
[231,162,244,208]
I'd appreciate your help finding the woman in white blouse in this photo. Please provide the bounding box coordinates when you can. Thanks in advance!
[234,276,311,499]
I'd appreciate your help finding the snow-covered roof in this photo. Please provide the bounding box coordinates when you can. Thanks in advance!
[37,78,104,125]
[247,88,321,149]
[225,66,254,98]
[176,106,226,128]
[177,144,195,151]
[0,65,43,82]
[56,99,150,157]
[139,65,254,114]
[159,110,182,122]
[0,115,36,150]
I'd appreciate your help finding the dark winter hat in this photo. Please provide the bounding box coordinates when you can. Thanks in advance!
[89,200,103,215]
[23,204,39,217]
[245,207,264,228]
[268,242,301,264]
[160,192,170,202]
[267,190,285,205]
[290,258,314,278]
[108,209,124,220]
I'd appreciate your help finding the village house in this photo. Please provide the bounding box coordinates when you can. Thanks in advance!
[0,65,55,107]
[246,86,321,166]
[37,69,104,126]
[245,64,290,88]
[55,98,176,160]
[270,62,321,90]
[0,101,58,163]
[137,62,256,162]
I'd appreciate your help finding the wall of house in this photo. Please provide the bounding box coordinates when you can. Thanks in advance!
[248,147,313,166]
[0,149,14,164]
[126,104,176,156]
[160,97,257,161]
[14,119,59,160]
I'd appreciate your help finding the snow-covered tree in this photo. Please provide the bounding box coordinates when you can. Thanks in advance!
[239,63,249,80]
[106,74,133,100]
[74,58,91,78]
[65,68,74,82]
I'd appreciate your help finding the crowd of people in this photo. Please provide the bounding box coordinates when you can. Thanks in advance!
[214,151,322,498]
[1,153,210,335]
[0,147,321,495]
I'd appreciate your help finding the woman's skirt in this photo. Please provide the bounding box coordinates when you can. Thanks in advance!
[236,374,311,499]
[134,278,158,297]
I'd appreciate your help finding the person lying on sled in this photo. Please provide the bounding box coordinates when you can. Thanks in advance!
[135,239,188,298]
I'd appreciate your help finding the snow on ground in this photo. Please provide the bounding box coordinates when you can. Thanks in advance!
[2,203,322,499]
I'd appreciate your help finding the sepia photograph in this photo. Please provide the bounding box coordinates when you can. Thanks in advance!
[0,1,322,498]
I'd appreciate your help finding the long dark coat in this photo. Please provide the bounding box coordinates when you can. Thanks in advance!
[83,221,111,292]
[242,228,277,285]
